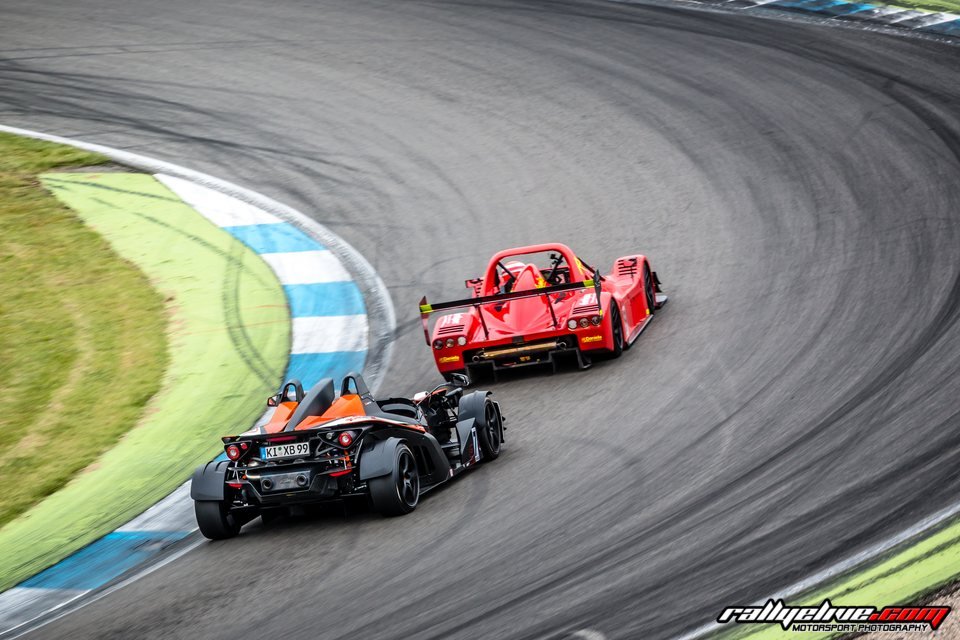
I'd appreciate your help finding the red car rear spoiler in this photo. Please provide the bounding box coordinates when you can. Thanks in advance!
[419,274,602,344]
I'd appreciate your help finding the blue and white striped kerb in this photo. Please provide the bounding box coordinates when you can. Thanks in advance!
[666,0,960,36]
[0,480,197,637]
[157,174,368,389]
[0,175,370,638]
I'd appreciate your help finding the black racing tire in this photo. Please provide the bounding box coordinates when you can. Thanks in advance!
[624,265,655,352]
[369,443,420,517]
[644,263,656,317]
[195,499,241,540]
[476,396,502,461]
[609,304,624,358]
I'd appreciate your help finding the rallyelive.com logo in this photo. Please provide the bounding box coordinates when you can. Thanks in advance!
[717,599,951,633]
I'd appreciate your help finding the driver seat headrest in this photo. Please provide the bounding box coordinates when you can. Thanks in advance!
[512,264,545,291]
[284,378,335,430]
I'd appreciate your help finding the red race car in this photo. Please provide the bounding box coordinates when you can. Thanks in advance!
[419,242,666,380]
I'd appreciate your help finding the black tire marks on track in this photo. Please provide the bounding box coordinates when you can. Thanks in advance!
[44,178,282,389]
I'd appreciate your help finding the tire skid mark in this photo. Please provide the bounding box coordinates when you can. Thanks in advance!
[52,185,281,387]
[221,238,282,388]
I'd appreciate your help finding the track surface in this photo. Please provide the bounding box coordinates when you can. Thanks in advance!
[3,1,960,638]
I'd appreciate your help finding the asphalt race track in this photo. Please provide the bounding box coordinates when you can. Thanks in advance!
[3,1,960,638]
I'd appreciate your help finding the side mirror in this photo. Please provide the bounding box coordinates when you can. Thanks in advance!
[449,372,470,388]
[266,395,278,407]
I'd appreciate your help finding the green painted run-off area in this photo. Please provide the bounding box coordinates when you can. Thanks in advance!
[0,172,289,591]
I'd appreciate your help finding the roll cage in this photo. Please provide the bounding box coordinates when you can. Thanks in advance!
[419,243,603,342]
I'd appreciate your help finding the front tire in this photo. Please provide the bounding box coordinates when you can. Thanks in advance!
[369,443,420,517]
[195,499,241,540]
[476,397,502,461]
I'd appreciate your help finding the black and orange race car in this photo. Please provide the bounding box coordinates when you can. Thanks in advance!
[190,372,504,539]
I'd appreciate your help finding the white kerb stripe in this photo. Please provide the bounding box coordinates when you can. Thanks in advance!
[260,251,352,284]
[921,12,960,25]
[115,482,193,533]
[156,174,282,227]
[292,315,368,354]
[863,6,904,15]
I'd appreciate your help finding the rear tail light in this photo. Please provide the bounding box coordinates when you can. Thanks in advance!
[590,315,601,325]
[579,318,590,328]
[445,338,455,348]
[433,339,444,350]
[338,431,354,447]
[457,336,467,346]
[567,319,577,330]
[225,444,241,460]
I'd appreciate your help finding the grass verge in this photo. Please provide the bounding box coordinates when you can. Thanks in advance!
[890,0,960,13]
[0,167,290,591]
[0,132,167,528]
[720,516,960,639]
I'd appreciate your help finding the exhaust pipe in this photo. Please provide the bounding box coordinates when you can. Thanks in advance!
[478,340,559,360]
[296,474,308,487]
[261,478,274,491]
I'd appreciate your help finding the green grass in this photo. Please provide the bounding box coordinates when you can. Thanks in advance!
[0,171,290,591]
[889,0,960,13]
[719,516,960,639]
[0,132,168,528]
[888,0,960,14]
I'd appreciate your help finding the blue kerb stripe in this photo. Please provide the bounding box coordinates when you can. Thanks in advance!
[815,1,873,15]
[832,3,874,14]
[223,223,325,254]
[11,191,374,596]
[21,531,190,590]
[284,283,366,317]
[288,351,368,389]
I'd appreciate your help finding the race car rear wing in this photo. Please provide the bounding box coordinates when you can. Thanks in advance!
[419,274,602,343]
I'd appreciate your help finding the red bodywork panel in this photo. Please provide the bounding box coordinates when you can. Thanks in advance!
[420,242,659,374]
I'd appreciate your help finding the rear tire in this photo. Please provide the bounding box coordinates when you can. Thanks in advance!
[195,499,241,540]
[609,305,624,358]
[369,444,420,517]
[644,264,656,316]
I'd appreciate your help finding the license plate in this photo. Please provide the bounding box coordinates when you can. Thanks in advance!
[262,441,310,460]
